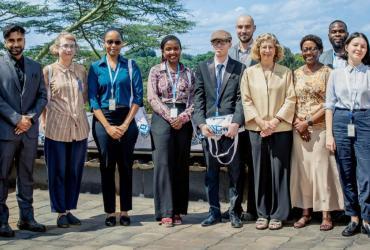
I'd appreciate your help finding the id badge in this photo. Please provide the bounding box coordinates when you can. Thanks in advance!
[347,124,355,137]
[170,108,178,118]
[109,98,116,111]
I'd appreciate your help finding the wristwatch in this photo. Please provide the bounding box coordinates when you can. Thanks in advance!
[305,115,313,126]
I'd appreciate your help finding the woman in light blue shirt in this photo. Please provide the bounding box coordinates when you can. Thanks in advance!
[325,32,370,237]
[88,28,143,227]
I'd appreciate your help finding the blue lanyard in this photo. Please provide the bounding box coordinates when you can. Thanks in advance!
[106,56,121,99]
[166,62,180,103]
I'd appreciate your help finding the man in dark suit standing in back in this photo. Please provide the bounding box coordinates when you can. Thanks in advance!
[0,24,47,237]
[193,30,245,228]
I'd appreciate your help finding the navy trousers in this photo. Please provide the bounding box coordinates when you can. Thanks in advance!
[202,136,243,217]
[333,108,370,221]
[44,137,87,213]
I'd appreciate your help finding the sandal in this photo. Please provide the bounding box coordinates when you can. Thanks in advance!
[173,215,182,225]
[320,217,333,231]
[293,215,311,229]
[255,218,268,230]
[269,219,283,230]
[160,217,173,227]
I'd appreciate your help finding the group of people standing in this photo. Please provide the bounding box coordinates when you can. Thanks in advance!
[0,15,369,240]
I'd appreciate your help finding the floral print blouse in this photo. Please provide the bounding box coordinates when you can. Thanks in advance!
[294,65,331,127]
[147,62,194,123]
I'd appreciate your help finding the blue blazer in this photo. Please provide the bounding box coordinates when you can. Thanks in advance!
[319,49,334,68]
[0,54,47,140]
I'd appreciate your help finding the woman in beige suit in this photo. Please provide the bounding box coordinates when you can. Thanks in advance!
[240,33,296,230]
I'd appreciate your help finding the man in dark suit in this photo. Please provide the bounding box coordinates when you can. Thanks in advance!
[319,20,348,69]
[0,24,48,237]
[193,30,245,228]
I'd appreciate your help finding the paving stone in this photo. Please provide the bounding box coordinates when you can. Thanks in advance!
[98,245,133,250]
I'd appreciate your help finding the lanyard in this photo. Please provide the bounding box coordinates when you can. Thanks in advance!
[165,62,180,103]
[106,56,121,99]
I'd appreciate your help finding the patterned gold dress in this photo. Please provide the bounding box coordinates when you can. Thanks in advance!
[290,65,344,211]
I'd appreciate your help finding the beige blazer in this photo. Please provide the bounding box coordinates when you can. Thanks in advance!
[240,63,296,132]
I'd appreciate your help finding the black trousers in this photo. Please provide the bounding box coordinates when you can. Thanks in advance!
[249,131,292,220]
[0,136,38,223]
[92,108,138,213]
[202,136,243,217]
[151,107,193,219]
[239,130,256,216]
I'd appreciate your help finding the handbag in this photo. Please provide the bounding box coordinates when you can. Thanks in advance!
[205,114,243,165]
[128,59,150,137]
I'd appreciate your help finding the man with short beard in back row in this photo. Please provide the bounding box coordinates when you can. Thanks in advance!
[319,20,349,69]
[225,15,258,222]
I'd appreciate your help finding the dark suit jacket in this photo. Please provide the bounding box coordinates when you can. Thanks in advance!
[193,57,245,127]
[0,54,47,140]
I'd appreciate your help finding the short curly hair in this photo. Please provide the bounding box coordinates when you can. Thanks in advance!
[299,34,323,52]
[49,32,79,56]
[251,33,284,62]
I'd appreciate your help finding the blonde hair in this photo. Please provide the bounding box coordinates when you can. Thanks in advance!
[49,32,79,56]
[251,33,285,62]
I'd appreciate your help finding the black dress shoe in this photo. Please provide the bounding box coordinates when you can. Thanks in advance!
[342,221,360,236]
[230,213,243,228]
[221,210,230,220]
[361,222,370,237]
[241,212,256,222]
[0,223,15,237]
[57,215,69,228]
[120,215,131,226]
[17,219,46,232]
[201,214,221,227]
[105,216,116,227]
[66,213,81,225]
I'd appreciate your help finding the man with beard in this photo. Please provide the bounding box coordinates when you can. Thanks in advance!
[319,20,349,69]
[223,15,257,223]
[0,24,47,237]
[229,15,257,67]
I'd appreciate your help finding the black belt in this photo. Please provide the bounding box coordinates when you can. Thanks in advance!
[335,107,367,112]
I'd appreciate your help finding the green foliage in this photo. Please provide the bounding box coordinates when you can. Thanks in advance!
[280,47,304,70]
[0,0,195,64]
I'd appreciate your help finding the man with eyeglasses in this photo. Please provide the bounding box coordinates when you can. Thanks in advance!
[0,24,48,237]
[193,30,245,228]
[319,20,349,69]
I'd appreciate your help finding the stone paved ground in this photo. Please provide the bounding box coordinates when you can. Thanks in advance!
[1,189,370,250]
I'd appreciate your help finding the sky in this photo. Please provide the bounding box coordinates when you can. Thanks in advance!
[177,0,370,54]
[17,0,370,55]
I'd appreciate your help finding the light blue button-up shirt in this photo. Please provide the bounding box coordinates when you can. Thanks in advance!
[325,63,370,110]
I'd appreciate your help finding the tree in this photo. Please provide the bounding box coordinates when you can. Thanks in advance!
[0,0,194,64]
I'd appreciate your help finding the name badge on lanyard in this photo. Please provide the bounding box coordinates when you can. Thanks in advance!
[166,62,180,118]
[107,56,120,111]
[344,70,357,137]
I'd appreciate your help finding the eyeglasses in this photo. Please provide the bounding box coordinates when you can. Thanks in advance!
[302,47,319,53]
[211,40,230,47]
[105,40,122,46]
[59,44,76,50]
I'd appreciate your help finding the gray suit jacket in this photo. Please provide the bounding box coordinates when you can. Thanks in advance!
[193,57,245,127]
[0,54,47,140]
[319,49,334,68]
[228,43,257,68]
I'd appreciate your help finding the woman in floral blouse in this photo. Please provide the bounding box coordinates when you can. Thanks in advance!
[290,34,343,231]
[147,35,194,227]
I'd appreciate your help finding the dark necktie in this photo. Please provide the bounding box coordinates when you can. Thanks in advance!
[215,64,224,110]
